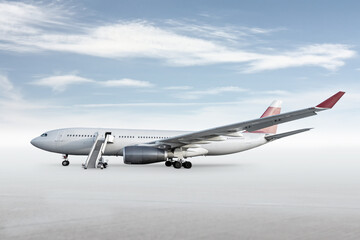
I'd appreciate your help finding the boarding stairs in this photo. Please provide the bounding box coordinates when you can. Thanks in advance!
[83,132,114,169]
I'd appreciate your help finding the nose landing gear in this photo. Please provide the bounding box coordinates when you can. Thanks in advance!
[62,154,70,166]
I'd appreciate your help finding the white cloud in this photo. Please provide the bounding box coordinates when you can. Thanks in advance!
[32,75,94,92]
[100,79,153,88]
[165,20,285,43]
[0,2,356,72]
[246,27,276,34]
[165,20,247,42]
[246,44,356,72]
[74,102,239,108]
[31,75,153,92]
[252,90,291,95]
[0,75,21,100]
[164,86,193,90]
[0,2,68,34]
[177,86,248,99]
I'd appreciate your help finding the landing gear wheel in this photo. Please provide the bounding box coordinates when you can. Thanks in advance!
[165,161,172,167]
[62,160,70,166]
[97,163,105,169]
[173,161,182,169]
[183,161,192,169]
[103,162,108,168]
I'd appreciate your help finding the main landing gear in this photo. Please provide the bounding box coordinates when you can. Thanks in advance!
[165,159,192,169]
[62,154,70,166]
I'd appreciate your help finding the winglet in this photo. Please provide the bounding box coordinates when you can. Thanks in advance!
[316,91,345,109]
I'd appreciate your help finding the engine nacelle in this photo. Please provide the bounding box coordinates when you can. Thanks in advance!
[123,146,168,164]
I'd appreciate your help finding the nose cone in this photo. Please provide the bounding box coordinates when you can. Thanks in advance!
[30,135,55,152]
[30,137,40,148]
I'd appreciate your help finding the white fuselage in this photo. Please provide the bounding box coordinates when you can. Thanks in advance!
[30,128,268,158]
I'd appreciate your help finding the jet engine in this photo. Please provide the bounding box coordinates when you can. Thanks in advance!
[123,146,168,164]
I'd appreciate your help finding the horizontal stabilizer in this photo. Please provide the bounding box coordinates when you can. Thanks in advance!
[265,128,312,141]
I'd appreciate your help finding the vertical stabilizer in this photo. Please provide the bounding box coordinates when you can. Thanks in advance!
[257,100,282,134]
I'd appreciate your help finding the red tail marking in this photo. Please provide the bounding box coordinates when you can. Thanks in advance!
[260,106,281,118]
[254,101,282,134]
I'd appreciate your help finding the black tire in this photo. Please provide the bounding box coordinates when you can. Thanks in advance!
[183,161,192,169]
[62,160,69,166]
[165,161,172,167]
[173,161,182,169]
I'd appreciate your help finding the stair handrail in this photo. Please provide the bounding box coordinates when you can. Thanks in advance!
[83,132,99,168]
[95,134,110,168]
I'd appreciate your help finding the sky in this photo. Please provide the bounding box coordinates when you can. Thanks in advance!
[0,0,359,149]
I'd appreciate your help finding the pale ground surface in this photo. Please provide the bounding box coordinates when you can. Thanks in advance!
[1,141,360,240]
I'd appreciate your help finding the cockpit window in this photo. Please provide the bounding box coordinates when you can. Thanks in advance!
[40,133,48,137]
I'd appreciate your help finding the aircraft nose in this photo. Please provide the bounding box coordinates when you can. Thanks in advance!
[30,137,40,148]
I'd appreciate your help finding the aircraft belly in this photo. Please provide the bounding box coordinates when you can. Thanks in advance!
[204,136,267,156]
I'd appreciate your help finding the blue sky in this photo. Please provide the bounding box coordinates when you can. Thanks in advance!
[0,0,359,147]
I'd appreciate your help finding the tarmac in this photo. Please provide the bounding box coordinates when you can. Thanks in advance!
[1,144,359,240]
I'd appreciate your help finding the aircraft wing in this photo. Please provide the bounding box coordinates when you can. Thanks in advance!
[142,91,345,149]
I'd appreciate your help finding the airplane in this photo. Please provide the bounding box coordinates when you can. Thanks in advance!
[30,91,345,169]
